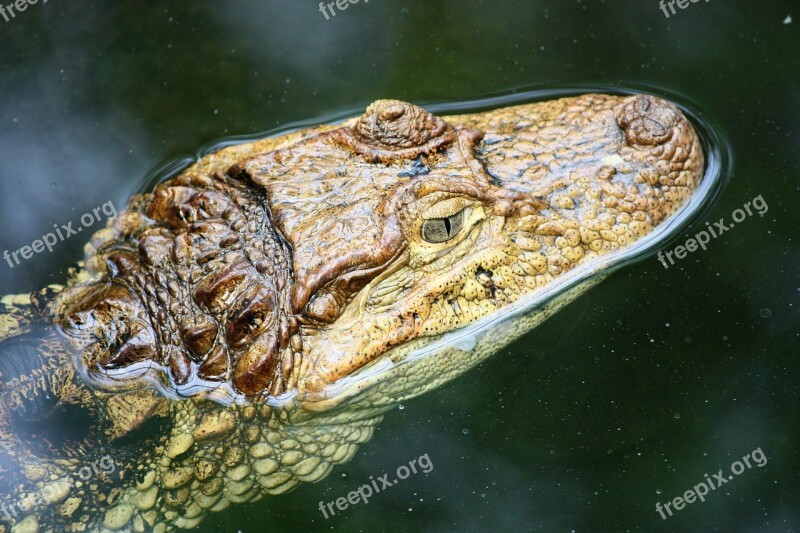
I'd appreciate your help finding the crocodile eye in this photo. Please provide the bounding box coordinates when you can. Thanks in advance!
[421,209,465,244]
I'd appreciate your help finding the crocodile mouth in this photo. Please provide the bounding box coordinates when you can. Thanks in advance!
[291,93,711,405]
[35,93,710,409]
[292,152,721,420]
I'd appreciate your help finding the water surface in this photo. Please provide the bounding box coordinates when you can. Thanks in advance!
[0,1,798,531]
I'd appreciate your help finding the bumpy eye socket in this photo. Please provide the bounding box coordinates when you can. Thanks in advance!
[421,209,465,244]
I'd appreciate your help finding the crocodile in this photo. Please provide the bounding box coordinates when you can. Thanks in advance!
[0,93,705,532]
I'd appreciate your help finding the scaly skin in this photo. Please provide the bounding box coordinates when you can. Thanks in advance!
[0,94,704,532]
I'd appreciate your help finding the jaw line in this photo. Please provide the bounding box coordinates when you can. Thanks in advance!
[281,157,720,420]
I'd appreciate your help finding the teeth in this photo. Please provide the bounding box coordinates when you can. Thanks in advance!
[452,334,478,352]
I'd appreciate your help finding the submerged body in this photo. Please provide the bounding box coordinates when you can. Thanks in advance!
[0,94,704,531]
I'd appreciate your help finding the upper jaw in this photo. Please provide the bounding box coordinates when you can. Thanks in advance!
[46,93,703,405]
[295,93,704,398]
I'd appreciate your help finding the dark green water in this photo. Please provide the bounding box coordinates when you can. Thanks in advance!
[1,1,798,531]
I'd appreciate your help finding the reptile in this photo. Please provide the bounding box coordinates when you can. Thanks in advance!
[0,93,705,532]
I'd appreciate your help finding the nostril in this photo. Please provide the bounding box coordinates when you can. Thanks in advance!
[379,104,406,122]
[615,94,678,146]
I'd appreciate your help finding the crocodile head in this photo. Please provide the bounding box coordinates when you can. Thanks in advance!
[0,93,706,530]
[289,95,705,398]
[50,93,703,403]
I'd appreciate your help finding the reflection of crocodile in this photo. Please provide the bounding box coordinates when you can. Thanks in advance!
[0,94,704,531]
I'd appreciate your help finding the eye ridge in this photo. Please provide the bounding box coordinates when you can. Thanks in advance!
[421,209,465,244]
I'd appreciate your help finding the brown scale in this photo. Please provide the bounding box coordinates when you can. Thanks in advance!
[230,100,486,327]
[50,99,481,399]
[53,169,299,397]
